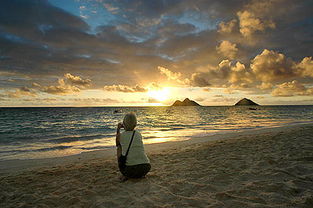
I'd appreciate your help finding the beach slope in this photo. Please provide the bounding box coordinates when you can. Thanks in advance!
[1,124,313,207]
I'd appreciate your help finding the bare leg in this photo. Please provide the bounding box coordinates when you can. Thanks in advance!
[116,145,122,161]
[116,145,128,182]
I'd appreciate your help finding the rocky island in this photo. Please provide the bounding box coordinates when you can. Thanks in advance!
[235,98,259,106]
[171,98,201,106]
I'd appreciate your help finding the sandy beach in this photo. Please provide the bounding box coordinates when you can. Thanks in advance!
[1,124,313,208]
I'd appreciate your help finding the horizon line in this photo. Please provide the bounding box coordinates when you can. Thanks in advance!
[1,104,313,108]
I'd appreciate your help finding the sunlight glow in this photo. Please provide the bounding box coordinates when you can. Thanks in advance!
[147,87,170,102]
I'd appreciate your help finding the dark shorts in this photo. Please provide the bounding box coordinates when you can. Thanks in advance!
[118,162,151,178]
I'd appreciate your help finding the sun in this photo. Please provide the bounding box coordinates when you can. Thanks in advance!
[147,88,170,102]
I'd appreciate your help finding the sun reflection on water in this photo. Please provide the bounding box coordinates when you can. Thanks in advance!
[1,105,313,160]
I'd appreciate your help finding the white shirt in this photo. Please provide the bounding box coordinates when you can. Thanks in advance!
[120,130,150,166]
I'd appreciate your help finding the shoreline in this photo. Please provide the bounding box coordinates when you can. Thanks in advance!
[1,123,312,207]
[1,122,312,175]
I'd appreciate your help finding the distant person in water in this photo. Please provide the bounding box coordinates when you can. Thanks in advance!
[116,112,151,181]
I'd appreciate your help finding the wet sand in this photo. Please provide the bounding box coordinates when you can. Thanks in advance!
[1,124,313,207]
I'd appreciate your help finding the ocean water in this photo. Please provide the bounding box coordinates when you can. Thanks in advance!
[0,105,313,161]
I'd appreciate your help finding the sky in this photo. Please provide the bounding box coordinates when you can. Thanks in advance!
[0,0,313,107]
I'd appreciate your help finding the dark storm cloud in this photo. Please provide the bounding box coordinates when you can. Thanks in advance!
[0,0,88,32]
[103,0,244,20]
[0,0,312,98]
[0,0,89,75]
[0,1,131,79]
[0,0,169,85]
[100,0,245,42]
[157,20,196,37]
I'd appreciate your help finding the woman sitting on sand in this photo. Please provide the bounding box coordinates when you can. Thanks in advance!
[116,113,151,180]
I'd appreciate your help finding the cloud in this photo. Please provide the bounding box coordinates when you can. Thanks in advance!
[64,73,91,87]
[157,20,196,37]
[158,66,191,86]
[68,98,119,103]
[18,98,58,104]
[147,82,162,90]
[3,97,120,106]
[250,49,296,82]
[33,79,81,95]
[218,19,237,34]
[257,82,273,90]
[0,0,312,105]
[231,61,245,72]
[228,62,253,86]
[189,60,252,88]
[195,97,206,102]
[103,85,147,93]
[30,73,92,95]
[211,96,237,103]
[0,0,88,32]
[190,73,211,87]
[4,87,37,98]
[158,66,182,80]
[297,57,313,78]
[237,10,275,37]
[250,49,313,85]
[244,0,281,16]
[235,0,280,38]
[271,80,313,97]
[147,98,159,103]
[216,40,238,59]
[0,97,7,101]
[223,88,236,94]
[188,49,313,96]
[103,3,119,14]
[157,66,187,84]
[155,30,218,58]
[137,17,162,27]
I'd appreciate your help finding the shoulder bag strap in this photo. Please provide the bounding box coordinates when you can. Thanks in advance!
[125,130,135,157]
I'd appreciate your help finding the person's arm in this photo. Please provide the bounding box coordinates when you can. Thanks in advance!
[116,122,123,159]
[116,122,123,147]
